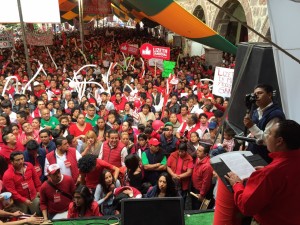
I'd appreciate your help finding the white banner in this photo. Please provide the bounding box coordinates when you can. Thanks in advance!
[267,0,300,123]
[212,66,234,98]
[0,30,13,48]
[0,0,60,23]
[149,58,164,71]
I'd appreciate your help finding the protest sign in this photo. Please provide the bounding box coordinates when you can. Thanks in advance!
[0,30,13,48]
[128,45,139,55]
[212,66,234,98]
[26,29,53,46]
[140,43,153,59]
[140,43,170,60]
[152,46,170,60]
[149,58,164,71]
[120,43,128,54]
[162,61,176,78]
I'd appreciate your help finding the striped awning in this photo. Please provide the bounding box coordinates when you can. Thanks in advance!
[58,0,237,54]
[111,0,159,28]
[59,0,109,22]
[120,0,237,54]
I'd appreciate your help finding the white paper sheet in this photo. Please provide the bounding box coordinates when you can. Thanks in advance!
[220,153,255,180]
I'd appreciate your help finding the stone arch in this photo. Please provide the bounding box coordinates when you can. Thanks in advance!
[259,17,271,42]
[212,0,254,44]
[193,5,206,23]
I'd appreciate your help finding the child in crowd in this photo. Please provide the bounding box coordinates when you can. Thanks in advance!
[210,127,236,157]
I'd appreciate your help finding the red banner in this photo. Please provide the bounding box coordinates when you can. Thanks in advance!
[128,45,139,55]
[120,43,139,55]
[140,43,153,59]
[152,46,170,60]
[83,0,112,15]
[120,43,128,54]
[140,43,170,60]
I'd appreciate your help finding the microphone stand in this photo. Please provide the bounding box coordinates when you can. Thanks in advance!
[242,107,252,150]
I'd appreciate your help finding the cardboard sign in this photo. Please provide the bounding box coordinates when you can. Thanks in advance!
[212,67,234,98]
[140,43,170,60]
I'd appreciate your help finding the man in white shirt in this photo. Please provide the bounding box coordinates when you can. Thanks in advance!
[97,92,115,111]
[1,100,17,123]
[151,86,164,112]
[44,137,82,183]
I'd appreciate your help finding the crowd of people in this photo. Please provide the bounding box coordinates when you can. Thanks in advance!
[0,26,298,225]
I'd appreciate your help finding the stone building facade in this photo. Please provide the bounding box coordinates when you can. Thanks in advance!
[179,0,269,42]
[174,0,270,64]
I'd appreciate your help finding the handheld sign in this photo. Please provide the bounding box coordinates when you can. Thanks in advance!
[162,61,176,78]
[212,67,234,98]
[140,43,170,60]
[120,43,128,54]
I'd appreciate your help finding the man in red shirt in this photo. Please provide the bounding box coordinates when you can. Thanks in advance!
[225,120,300,225]
[167,142,193,205]
[45,137,81,183]
[191,143,213,210]
[3,151,42,215]
[112,92,127,113]
[78,154,119,193]
[40,164,75,221]
[31,99,46,118]
[33,81,46,98]
[0,132,18,164]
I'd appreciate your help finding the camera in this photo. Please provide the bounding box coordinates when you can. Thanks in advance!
[245,93,257,110]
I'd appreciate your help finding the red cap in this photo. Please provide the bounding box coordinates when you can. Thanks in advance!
[47,164,60,175]
[148,138,160,146]
[202,84,209,89]
[54,90,61,95]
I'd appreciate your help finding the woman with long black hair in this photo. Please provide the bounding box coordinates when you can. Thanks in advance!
[94,169,121,215]
[146,172,178,198]
[67,185,101,218]
[124,154,143,191]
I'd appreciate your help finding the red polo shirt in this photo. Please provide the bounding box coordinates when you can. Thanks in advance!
[81,159,115,189]
[192,156,213,197]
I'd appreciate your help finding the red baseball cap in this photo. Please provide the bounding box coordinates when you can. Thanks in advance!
[54,90,61,95]
[202,84,209,89]
[47,164,60,175]
[148,138,160,146]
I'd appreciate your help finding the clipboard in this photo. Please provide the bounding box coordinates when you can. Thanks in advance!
[210,151,267,192]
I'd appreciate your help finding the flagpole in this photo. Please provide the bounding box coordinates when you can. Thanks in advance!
[78,0,84,53]
[17,0,33,91]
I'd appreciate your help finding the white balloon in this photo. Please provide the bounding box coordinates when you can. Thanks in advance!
[69,81,78,88]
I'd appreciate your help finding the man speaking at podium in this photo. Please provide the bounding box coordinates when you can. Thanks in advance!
[225,120,300,225]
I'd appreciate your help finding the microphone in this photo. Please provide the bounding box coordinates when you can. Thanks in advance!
[234,135,264,145]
